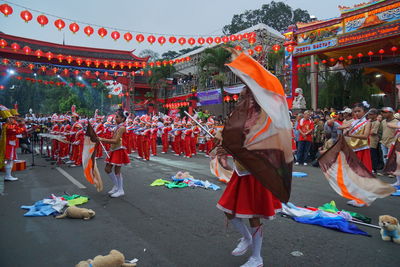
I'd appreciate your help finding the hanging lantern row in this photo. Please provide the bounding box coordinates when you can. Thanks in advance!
[0,40,191,68]
[0,4,256,46]
[1,59,154,78]
[163,102,190,109]
[295,46,399,69]
[223,94,239,102]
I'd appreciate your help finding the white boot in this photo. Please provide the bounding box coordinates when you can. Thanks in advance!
[4,161,18,181]
[107,172,118,194]
[111,173,125,197]
[230,217,252,256]
[241,225,263,267]
[392,176,400,187]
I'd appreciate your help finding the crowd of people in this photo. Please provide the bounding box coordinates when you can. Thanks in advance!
[292,103,400,189]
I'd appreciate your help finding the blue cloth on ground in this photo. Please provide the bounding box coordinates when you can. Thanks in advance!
[292,172,308,177]
[21,200,57,216]
[392,190,400,196]
[292,212,369,236]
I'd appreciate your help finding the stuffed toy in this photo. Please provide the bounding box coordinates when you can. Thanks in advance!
[56,206,95,220]
[75,249,136,267]
[379,215,400,244]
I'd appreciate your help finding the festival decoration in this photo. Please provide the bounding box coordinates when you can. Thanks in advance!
[20,10,32,22]
[158,36,166,45]
[391,46,398,55]
[0,3,13,16]
[111,31,120,41]
[169,36,177,44]
[98,27,107,38]
[23,45,31,55]
[45,51,53,60]
[247,49,254,55]
[206,37,213,44]
[37,15,49,27]
[254,45,263,53]
[188,37,195,46]
[178,37,186,45]
[136,34,144,43]
[57,54,64,62]
[54,19,65,30]
[198,37,205,45]
[272,44,281,52]
[0,39,7,48]
[286,45,294,53]
[69,22,79,34]
[84,25,94,36]
[214,37,221,44]
[147,35,156,44]
[124,32,133,42]
[11,42,20,51]
[34,49,43,58]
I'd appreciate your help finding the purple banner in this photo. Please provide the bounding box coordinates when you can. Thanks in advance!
[197,89,222,106]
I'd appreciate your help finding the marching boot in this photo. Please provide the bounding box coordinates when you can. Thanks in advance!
[230,217,252,256]
[241,224,263,267]
[107,172,118,195]
[4,161,18,181]
[111,173,125,198]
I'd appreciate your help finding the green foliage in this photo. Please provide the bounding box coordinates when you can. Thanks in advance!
[0,74,111,115]
[198,47,231,88]
[178,46,201,56]
[223,1,311,34]
[162,50,180,59]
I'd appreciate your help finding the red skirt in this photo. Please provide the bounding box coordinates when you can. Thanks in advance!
[355,148,372,173]
[217,172,282,219]
[105,148,130,166]
[5,144,17,161]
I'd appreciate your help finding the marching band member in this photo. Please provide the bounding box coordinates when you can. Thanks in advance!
[191,121,201,156]
[183,121,193,158]
[151,123,158,156]
[161,120,172,154]
[142,122,152,161]
[94,112,105,159]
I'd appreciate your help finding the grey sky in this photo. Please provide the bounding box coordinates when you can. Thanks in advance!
[0,0,364,56]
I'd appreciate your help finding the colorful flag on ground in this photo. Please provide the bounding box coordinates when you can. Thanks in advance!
[82,123,103,192]
[222,53,293,202]
[319,136,395,206]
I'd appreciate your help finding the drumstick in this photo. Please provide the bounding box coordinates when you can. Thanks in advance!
[184,111,214,138]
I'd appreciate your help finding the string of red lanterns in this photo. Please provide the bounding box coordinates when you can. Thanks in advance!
[163,102,190,109]
[295,46,398,69]
[0,39,192,69]
[223,94,239,102]
[0,3,257,46]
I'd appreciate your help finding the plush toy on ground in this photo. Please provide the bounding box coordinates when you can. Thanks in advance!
[75,249,137,267]
[56,206,95,220]
[379,215,400,244]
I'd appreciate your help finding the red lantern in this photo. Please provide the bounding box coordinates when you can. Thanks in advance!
[357,53,363,62]
[149,62,155,68]
[158,36,166,45]
[272,44,280,52]
[63,69,69,75]
[28,63,34,70]
[84,70,90,76]
[122,71,127,76]
[254,45,263,53]
[379,49,385,60]
[301,64,306,68]
[84,25,94,36]
[233,94,238,101]
[76,58,83,65]
[168,60,173,65]
[286,45,294,53]
[367,51,374,61]
[243,33,249,39]
[314,61,319,65]
[23,46,31,55]
[98,27,107,38]
[329,58,336,63]
[52,67,58,74]
[142,62,147,68]
[15,61,22,68]
[104,71,109,77]
[0,4,13,16]
[338,56,344,61]
[37,15,49,27]
[391,46,398,55]
[222,36,229,43]
[134,61,140,68]
[10,42,20,51]
[95,71,100,76]
[108,94,112,99]
[40,66,46,73]
[322,60,327,64]
[34,49,43,58]
[214,37,221,44]
[136,34,145,43]
[248,37,256,45]
[0,39,7,48]
[198,37,205,45]
[230,35,237,42]
[236,34,243,41]
[178,37,186,45]
[119,62,125,69]
[69,22,80,33]
[188,37,196,46]
[20,10,33,23]
[148,70,152,76]
[111,61,117,69]
[140,70,145,76]
[111,31,120,41]
[296,64,301,68]
[85,59,92,67]
[124,32,133,42]
[114,71,118,77]
[74,70,79,76]
[185,56,190,61]
[306,63,311,66]
[156,61,161,67]
[103,60,109,68]
[45,51,53,60]
[206,37,213,44]
[147,35,156,44]
[169,36,177,44]
[66,55,73,64]
[54,19,65,30]
[347,55,353,60]
[247,49,254,55]
[131,71,136,76]
[225,95,231,102]
[93,60,100,68]
[235,45,242,51]
[2,58,9,65]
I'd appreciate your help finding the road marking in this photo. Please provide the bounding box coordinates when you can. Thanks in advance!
[55,167,86,189]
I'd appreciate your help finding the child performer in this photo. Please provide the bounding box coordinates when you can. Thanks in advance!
[98,109,130,198]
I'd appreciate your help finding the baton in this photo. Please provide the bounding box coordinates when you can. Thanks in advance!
[184,111,214,138]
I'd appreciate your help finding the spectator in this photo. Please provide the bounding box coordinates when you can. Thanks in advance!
[324,118,341,142]
[379,107,398,168]
[310,115,324,161]
[368,108,381,174]
[295,110,314,166]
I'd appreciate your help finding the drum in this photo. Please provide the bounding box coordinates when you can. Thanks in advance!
[0,160,26,172]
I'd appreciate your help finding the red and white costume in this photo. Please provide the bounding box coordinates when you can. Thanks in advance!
[3,122,23,161]
[105,124,130,166]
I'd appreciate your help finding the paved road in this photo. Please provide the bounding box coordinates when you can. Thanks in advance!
[0,150,399,267]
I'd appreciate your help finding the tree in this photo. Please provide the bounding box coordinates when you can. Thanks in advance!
[223,1,311,34]
[162,50,180,59]
[148,65,176,110]
[178,46,201,56]
[139,49,160,61]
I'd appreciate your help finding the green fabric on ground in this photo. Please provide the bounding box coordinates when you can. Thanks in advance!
[150,179,171,186]
[164,181,188,189]
[66,196,89,206]
[318,200,371,223]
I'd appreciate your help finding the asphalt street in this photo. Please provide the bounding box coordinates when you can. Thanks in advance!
[0,149,399,267]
